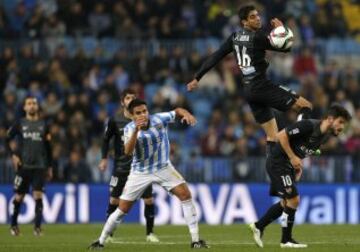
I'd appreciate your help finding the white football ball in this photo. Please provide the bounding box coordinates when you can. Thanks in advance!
[269,26,294,50]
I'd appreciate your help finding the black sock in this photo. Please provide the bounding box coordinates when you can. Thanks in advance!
[11,199,22,227]
[145,204,155,235]
[34,199,43,228]
[281,207,296,243]
[255,202,284,231]
[106,204,118,219]
[297,107,312,121]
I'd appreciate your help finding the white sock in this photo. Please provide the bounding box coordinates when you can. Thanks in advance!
[99,208,125,244]
[181,199,199,242]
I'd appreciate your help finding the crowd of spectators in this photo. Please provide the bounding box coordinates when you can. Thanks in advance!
[0,0,359,183]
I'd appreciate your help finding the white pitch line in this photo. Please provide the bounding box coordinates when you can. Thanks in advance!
[110,239,360,246]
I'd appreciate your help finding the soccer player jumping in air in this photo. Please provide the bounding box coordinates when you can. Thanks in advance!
[89,99,209,249]
[187,5,312,156]
[6,96,53,236]
[249,104,351,248]
[99,88,159,243]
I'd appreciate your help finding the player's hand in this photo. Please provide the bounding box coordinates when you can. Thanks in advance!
[98,158,108,172]
[11,154,22,171]
[181,113,197,126]
[187,79,199,92]
[135,117,147,130]
[271,18,283,28]
[290,155,302,170]
[295,167,302,182]
[47,167,53,181]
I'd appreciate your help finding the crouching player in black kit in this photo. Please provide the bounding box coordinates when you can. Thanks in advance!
[249,104,351,248]
[6,96,53,236]
[98,88,159,243]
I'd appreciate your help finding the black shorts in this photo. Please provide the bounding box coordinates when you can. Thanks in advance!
[14,168,46,194]
[244,78,299,124]
[266,153,298,199]
[109,170,153,199]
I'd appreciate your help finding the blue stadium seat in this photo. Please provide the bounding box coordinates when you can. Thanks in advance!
[192,99,212,118]
[80,37,98,57]
[62,36,76,56]
[100,38,120,57]
[144,83,160,98]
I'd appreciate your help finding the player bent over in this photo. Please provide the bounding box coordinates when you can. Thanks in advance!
[89,99,209,249]
[249,104,351,248]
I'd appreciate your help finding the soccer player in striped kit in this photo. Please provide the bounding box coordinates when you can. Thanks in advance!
[89,99,209,249]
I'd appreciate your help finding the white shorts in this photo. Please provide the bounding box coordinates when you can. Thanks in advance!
[120,164,186,201]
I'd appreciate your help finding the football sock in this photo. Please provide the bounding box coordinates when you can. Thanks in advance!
[297,107,312,121]
[34,199,43,228]
[145,203,155,235]
[255,202,283,231]
[182,199,199,242]
[11,199,21,227]
[280,207,296,243]
[99,208,126,244]
[106,203,118,219]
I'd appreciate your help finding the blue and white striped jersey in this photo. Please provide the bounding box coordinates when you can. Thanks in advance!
[124,111,176,174]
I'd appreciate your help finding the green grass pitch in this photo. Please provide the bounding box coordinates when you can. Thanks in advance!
[0,224,359,251]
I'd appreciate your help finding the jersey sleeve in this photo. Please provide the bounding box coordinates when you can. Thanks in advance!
[194,34,234,81]
[254,30,291,52]
[155,111,176,125]
[101,117,116,158]
[285,120,314,140]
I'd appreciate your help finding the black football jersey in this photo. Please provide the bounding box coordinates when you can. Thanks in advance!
[195,28,288,82]
[101,113,132,169]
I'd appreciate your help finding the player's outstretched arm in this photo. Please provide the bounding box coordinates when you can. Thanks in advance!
[174,108,197,126]
[187,35,233,92]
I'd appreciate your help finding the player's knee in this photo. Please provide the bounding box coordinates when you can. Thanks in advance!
[294,97,313,111]
[33,191,43,200]
[110,197,119,205]
[288,196,300,208]
[143,197,153,205]
[15,194,25,202]
[178,190,192,201]
[119,199,133,213]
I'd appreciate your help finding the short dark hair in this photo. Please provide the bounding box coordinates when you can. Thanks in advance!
[324,104,352,121]
[120,88,136,102]
[128,98,147,114]
[238,5,256,23]
[23,95,37,106]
